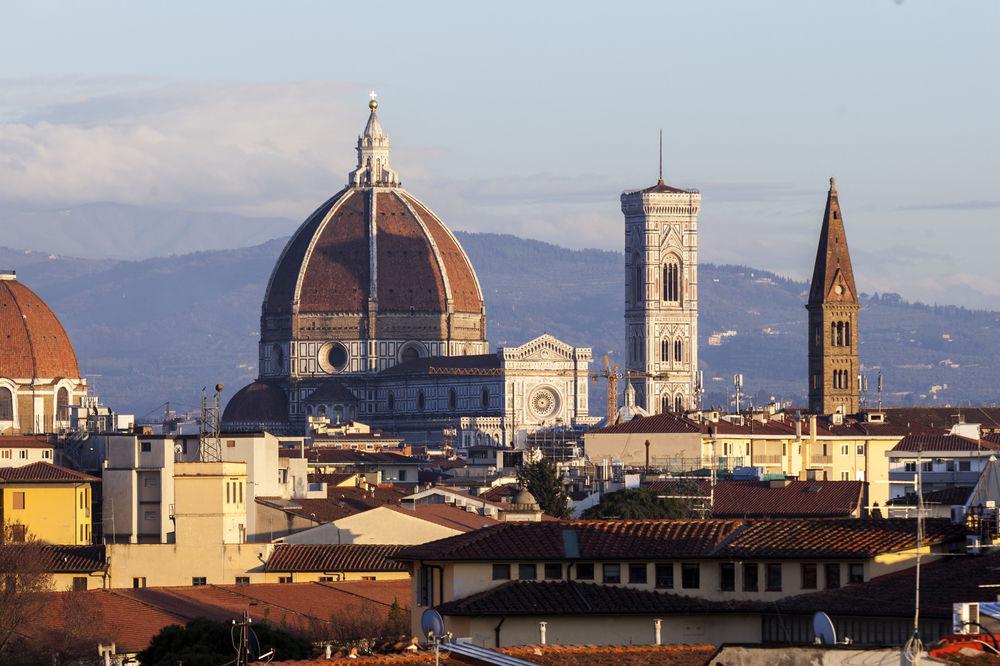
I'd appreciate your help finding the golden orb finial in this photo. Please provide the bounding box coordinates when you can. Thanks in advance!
[369,90,378,112]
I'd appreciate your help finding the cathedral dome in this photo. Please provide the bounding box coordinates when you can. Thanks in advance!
[0,272,80,380]
[222,381,290,433]
[262,98,484,323]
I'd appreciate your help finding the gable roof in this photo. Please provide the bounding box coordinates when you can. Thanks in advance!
[0,544,107,573]
[0,436,53,449]
[396,518,967,562]
[0,461,98,483]
[265,544,407,573]
[256,485,407,523]
[381,504,500,532]
[891,434,998,453]
[645,480,864,518]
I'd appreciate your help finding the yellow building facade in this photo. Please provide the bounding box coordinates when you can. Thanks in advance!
[0,462,96,545]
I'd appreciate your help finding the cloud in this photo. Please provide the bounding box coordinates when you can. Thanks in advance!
[0,79,361,217]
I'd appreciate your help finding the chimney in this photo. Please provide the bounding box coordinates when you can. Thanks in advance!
[539,621,547,645]
[653,618,662,645]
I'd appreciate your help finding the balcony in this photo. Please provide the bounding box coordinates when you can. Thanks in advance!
[754,455,783,465]
[810,455,833,465]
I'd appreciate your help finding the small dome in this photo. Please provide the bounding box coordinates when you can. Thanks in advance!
[0,273,80,380]
[222,381,290,433]
[514,487,538,507]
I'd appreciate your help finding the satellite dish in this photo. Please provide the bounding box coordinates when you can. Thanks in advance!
[813,611,837,645]
[421,609,445,638]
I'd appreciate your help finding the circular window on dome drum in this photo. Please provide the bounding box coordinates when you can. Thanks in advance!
[318,342,350,374]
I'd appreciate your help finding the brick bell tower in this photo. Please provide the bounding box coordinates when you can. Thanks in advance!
[807,177,860,415]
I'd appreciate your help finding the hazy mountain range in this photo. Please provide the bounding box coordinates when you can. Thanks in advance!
[3,228,999,420]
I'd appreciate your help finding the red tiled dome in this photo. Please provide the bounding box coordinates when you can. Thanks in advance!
[222,381,290,432]
[0,274,81,380]
[262,188,483,317]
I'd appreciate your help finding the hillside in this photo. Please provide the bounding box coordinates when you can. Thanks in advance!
[2,233,999,418]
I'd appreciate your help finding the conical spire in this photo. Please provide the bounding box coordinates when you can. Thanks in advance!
[348,92,400,187]
[808,177,858,306]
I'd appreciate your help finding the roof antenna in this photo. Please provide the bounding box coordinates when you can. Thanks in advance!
[658,129,664,184]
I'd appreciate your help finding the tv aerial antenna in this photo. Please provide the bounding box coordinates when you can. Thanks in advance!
[199,384,225,463]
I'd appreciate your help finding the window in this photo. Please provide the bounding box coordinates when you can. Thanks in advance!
[544,563,562,580]
[400,345,420,363]
[661,339,669,362]
[140,441,151,453]
[841,444,849,456]
[655,563,674,589]
[18,449,26,459]
[922,461,933,472]
[192,577,207,586]
[361,576,376,581]
[629,563,647,584]
[848,563,864,584]
[0,450,8,459]
[319,576,336,582]
[946,461,956,472]
[743,563,759,591]
[840,471,850,481]
[633,254,643,303]
[133,577,147,588]
[674,339,683,363]
[801,563,817,590]
[43,449,50,459]
[518,563,537,580]
[72,577,87,591]
[272,344,284,372]
[824,563,840,589]
[857,444,865,455]
[56,387,69,421]
[226,483,231,504]
[418,566,433,606]
[448,389,457,410]
[603,563,621,584]
[904,462,917,472]
[0,387,13,420]
[765,563,782,591]
[681,563,700,589]
[417,391,426,411]
[959,460,972,472]
[661,394,671,414]
[278,576,292,584]
[235,576,250,585]
[482,387,490,408]
[12,492,25,510]
[328,343,349,371]
[387,392,395,411]
[845,321,851,347]
[814,324,820,346]
[239,482,243,504]
[575,562,595,580]
[492,563,511,580]
[675,395,684,413]
[663,260,681,303]
[720,563,735,591]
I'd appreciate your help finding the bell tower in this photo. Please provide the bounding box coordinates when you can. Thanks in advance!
[807,177,860,415]
[621,140,700,414]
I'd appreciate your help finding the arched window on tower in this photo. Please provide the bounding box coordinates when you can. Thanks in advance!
[417,391,426,411]
[0,387,12,421]
[836,322,844,347]
[845,321,851,347]
[481,387,490,408]
[56,387,69,421]
[448,388,457,410]
[661,394,670,414]
[663,259,681,303]
[632,254,643,304]
[674,394,684,413]
[814,325,821,347]
[674,339,683,363]
[831,322,836,346]
[661,339,669,363]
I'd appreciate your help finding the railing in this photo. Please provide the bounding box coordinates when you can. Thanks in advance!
[810,455,833,464]
[754,455,783,465]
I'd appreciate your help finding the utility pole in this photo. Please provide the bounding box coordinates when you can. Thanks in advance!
[234,609,251,666]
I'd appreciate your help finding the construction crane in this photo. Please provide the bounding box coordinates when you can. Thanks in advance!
[590,355,663,424]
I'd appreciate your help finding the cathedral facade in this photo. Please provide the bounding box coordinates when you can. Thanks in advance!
[621,171,701,414]
[223,99,593,445]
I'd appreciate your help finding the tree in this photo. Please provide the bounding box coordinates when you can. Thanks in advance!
[137,618,312,666]
[581,486,698,519]
[0,523,53,659]
[517,458,570,518]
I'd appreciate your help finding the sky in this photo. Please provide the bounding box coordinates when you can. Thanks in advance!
[0,1,998,307]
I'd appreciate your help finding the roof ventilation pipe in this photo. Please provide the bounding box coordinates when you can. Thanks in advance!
[654,618,662,645]
[539,621,547,645]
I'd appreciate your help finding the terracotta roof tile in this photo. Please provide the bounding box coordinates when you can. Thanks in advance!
[382,504,500,532]
[0,544,107,573]
[0,435,53,449]
[397,518,967,561]
[891,434,998,452]
[266,544,407,573]
[0,276,80,379]
[377,354,501,378]
[0,461,98,483]
[645,480,864,518]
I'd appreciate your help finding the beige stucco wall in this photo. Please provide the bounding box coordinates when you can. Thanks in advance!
[445,613,760,648]
[282,506,464,545]
[585,431,704,469]
[260,570,409,583]
[106,542,270,588]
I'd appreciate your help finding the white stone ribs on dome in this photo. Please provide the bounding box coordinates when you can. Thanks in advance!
[399,191,485,310]
[263,190,346,313]
[393,190,454,309]
[292,188,361,313]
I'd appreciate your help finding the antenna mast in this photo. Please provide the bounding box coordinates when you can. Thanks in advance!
[199,384,225,463]
[658,129,663,182]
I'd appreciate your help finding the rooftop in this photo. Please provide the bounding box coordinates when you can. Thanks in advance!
[265,544,407,573]
[891,433,1000,453]
[0,461,99,483]
[0,544,107,573]
[279,448,424,465]
[396,518,967,562]
[0,435,53,449]
[645,479,864,518]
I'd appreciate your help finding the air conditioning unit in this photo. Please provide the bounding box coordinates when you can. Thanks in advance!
[953,602,980,634]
